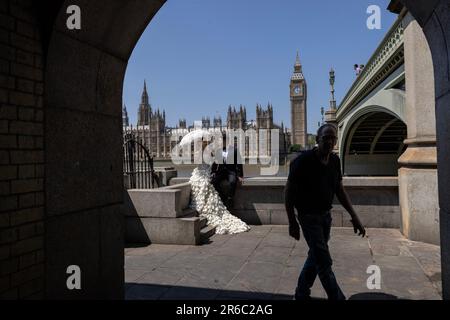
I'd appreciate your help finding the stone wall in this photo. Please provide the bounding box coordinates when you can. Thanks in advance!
[0,0,45,299]
[170,176,401,229]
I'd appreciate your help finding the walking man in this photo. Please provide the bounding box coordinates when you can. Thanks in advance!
[284,124,366,300]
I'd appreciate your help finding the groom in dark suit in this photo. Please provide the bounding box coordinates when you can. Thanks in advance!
[211,144,244,210]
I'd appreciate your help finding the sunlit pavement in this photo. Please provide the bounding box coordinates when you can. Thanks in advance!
[125,226,441,300]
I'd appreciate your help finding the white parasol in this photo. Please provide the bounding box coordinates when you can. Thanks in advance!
[179,129,214,148]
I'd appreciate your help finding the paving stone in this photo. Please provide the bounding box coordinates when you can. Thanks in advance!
[125,244,189,256]
[286,252,307,267]
[276,266,301,296]
[259,232,296,248]
[249,245,291,265]
[125,251,177,270]
[213,237,261,258]
[179,255,247,289]
[124,269,148,283]
[270,225,288,233]
[406,241,441,278]
[372,255,441,300]
[133,268,186,286]
[201,234,232,247]
[124,226,442,300]
[224,261,283,296]
[159,251,211,271]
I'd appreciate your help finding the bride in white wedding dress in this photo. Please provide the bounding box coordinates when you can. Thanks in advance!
[180,130,250,235]
[189,163,250,234]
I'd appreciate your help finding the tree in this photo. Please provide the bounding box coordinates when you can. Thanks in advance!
[289,144,303,153]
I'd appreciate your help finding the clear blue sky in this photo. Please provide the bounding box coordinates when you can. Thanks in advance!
[123,0,397,134]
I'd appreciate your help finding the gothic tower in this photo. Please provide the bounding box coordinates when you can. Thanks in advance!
[290,51,307,148]
[137,80,151,126]
[227,105,246,129]
[122,104,129,127]
[256,103,274,129]
[213,116,222,128]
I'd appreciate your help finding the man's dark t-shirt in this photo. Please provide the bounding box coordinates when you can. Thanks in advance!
[287,148,342,214]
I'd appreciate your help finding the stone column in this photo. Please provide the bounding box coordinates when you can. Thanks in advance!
[398,13,439,244]
[325,108,339,153]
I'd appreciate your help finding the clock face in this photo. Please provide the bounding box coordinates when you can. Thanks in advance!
[294,86,300,94]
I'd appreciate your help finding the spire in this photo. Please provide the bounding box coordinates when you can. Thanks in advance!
[291,50,304,81]
[141,80,149,105]
[294,51,302,73]
[122,104,129,127]
[295,50,301,67]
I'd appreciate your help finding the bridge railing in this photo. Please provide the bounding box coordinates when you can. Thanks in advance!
[337,15,405,119]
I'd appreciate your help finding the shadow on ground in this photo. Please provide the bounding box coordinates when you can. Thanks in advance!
[348,293,400,300]
[125,283,402,300]
[126,283,291,300]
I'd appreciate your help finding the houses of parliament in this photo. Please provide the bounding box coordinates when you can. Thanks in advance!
[122,54,308,160]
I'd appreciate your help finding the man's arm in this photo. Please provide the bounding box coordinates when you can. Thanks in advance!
[284,180,300,240]
[335,181,366,237]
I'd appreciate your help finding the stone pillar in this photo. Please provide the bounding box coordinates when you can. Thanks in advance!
[398,13,439,244]
[325,108,339,153]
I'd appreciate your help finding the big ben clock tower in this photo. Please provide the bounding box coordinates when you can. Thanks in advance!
[290,51,307,148]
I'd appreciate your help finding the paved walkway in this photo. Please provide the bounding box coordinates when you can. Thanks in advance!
[125,226,442,300]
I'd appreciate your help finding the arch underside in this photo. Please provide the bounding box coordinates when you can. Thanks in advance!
[343,112,407,176]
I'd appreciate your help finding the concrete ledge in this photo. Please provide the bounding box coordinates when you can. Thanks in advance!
[160,182,191,210]
[126,189,183,218]
[126,216,201,245]
[169,176,399,187]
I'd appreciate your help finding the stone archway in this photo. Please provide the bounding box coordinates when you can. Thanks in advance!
[42,0,167,299]
[0,0,449,300]
[400,0,450,299]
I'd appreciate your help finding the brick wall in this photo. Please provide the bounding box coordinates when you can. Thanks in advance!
[0,0,45,299]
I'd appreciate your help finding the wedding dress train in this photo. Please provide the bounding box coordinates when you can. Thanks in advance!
[189,164,250,235]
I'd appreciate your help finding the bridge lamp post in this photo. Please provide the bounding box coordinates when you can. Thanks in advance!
[325,67,339,153]
[329,68,336,110]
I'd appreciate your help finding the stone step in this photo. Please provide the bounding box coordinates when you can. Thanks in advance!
[179,207,198,218]
[200,224,216,243]
[199,217,207,229]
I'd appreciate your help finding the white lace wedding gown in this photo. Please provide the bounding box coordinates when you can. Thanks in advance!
[189,164,250,234]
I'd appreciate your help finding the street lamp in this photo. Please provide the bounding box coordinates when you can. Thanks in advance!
[320,107,324,125]
[329,68,336,110]
[329,68,335,87]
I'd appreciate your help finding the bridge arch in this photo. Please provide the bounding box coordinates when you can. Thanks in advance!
[340,109,407,176]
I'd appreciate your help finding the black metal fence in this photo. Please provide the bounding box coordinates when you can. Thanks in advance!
[123,138,160,189]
